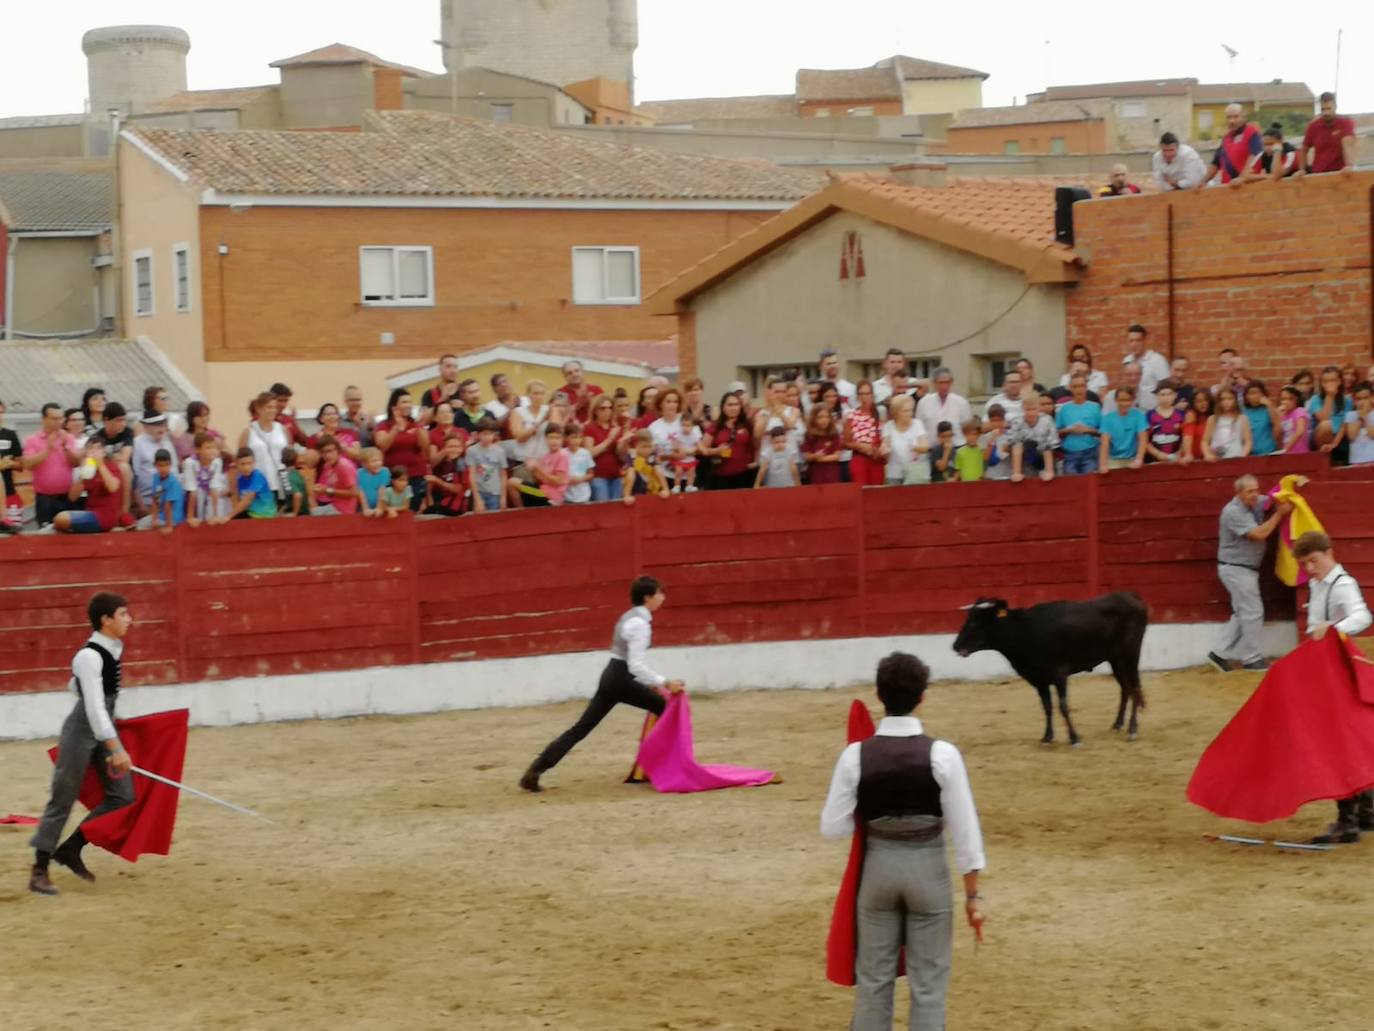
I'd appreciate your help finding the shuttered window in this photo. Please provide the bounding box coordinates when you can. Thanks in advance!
[360,246,435,306]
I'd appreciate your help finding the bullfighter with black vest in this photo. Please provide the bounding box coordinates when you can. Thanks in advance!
[821,652,986,1031]
[28,592,136,896]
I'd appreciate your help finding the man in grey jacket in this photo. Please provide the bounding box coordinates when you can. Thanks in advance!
[1208,475,1291,673]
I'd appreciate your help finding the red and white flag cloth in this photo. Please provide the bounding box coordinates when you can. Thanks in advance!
[47,708,189,862]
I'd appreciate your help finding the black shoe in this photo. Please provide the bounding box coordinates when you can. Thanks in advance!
[28,865,59,896]
[1206,652,1234,673]
[0,522,18,536]
[1241,659,1270,672]
[51,845,95,883]
[1311,823,1360,845]
[518,764,543,793]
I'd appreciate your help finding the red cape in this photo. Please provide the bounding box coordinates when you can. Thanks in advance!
[1187,636,1374,824]
[47,709,189,862]
[826,700,908,986]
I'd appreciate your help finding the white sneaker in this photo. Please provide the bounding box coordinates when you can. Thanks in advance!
[684,485,698,493]
[671,484,681,494]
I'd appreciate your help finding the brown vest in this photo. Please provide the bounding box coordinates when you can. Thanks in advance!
[856,735,942,822]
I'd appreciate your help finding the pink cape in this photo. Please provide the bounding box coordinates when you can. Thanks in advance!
[634,694,776,793]
[46,709,189,862]
[1187,635,1374,824]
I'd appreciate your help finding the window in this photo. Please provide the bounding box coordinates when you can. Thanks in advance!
[359,246,435,307]
[814,108,831,118]
[1198,110,1214,130]
[847,106,875,117]
[1049,137,1067,155]
[1120,100,1148,119]
[980,355,1023,393]
[859,356,944,383]
[571,246,640,305]
[1003,140,1020,155]
[490,103,514,123]
[133,249,154,317]
[172,243,191,313]
[746,365,821,398]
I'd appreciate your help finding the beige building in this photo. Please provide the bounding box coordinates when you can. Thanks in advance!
[406,68,592,127]
[0,161,116,339]
[1027,79,1194,152]
[649,176,1082,401]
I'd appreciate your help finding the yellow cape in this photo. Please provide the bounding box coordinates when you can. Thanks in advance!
[1272,474,1326,587]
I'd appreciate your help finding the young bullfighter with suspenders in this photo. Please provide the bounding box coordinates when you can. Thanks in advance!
[29,592,135,896]
[1294,532,1374,844]
[520,576,683,792]
[821,652,986,1031]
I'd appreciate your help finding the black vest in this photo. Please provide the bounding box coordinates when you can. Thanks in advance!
[83,640,122,715]
[856,735,943,822]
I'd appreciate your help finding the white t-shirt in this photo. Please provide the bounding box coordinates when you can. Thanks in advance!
[648,416,684,461]
[882,420,929,481]
[1059,369,1110,395]
[917,391,973,441]
[509,403,550,463]
[565,448,595,503]
[983,394,1024,423]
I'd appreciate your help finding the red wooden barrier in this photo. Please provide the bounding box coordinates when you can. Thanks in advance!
[0,451,1360,695]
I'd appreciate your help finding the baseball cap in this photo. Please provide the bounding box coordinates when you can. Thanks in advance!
[727,381,748,394]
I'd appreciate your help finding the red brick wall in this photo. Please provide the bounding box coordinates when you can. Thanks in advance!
[1067,172,1374,386]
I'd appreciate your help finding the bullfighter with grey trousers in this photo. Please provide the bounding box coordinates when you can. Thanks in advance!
[822,652,986,1031]
[1209,475,1290,673]
[29,592,136,896]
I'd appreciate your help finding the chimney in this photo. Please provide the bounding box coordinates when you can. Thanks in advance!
[888,162,947,188]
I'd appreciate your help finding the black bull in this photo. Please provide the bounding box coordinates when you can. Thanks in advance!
[952,592,1149,744]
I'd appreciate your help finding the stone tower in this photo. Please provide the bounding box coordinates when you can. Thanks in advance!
[440,0,636,98]
[82,25,190,116]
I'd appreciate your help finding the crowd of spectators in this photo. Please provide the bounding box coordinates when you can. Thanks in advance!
[2,336,1372,536]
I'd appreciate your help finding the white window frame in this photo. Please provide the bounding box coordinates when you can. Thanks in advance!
[132,248,154,317]
[172,242,192,313]
[570,246,641,306]
[358,246,436,308]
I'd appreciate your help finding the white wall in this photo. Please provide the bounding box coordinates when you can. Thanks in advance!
[0,621,1297,741]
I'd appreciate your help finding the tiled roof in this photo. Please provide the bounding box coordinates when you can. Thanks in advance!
[649,174,1083,314]
[144,86,277,113]
[0,165,113,232]
[269,43,433,78]
[949,100,1109,129]
[502,339,678,371]
[0,338,197,416]
[882,56,990,81]
[0,113,87,130]
[796,66,902,103]
[1031,78,1196,102]
[128,113,822,202]
[1193,81,1314,105]
[637,95,798,123]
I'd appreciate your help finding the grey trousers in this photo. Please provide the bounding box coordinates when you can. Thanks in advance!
[852,832,953,1031]
[1215,564,1264,665]
[31,703,134,854]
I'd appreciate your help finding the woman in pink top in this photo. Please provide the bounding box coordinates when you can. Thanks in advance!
[313,435,359,515]
[844,380,885,486]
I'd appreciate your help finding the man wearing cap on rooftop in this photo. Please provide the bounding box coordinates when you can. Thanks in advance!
[130,413,170,514]
[270,383,310,447]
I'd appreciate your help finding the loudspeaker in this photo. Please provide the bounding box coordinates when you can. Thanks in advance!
[1054,186,1093,246]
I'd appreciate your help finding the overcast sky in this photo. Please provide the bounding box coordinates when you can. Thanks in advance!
[3,0,1372,119]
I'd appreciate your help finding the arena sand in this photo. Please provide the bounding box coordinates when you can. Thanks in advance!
[1,667,1370,1030]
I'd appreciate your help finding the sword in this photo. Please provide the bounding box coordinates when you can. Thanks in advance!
[131,765,275,824]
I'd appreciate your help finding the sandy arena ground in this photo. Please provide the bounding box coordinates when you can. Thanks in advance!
[2,666,1371,1030]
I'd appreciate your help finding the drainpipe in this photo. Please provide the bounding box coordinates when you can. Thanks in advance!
[1369,185,1374,360]
[3,235,16,341]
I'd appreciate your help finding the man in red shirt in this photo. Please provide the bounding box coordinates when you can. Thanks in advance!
[553,360,604,424]
[1198,104,1264,188]
[1298,92,1356,175]
[269,383,310,447]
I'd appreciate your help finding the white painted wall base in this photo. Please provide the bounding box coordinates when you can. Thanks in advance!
[0,621,1298,741]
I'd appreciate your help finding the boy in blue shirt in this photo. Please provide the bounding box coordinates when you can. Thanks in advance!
[227,448,278,519]
[1054,373,1102,476]
[148,448,186,530]
[1099,386,1148,473]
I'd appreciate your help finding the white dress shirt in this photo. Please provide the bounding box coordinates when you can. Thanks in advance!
[1153,143,1208,190]
[1059,369,1111,395]
[982,393,1024,423]
[916,391,974,441]
[71,631,123,743]
[1308,564,1372,637]
[820,715,986,875]
[612,606,666,688]
[1123,349,1170,408]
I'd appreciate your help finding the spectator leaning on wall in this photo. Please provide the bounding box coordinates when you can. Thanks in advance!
[1153,132,1207,191]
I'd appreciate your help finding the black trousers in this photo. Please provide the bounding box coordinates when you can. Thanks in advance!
[1336,790,1374,828]
[35,493,69,527]
[534,658,666,772]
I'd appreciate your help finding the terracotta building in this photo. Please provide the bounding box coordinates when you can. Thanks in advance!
[941,101,1110,156]
[116,111,818,413]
